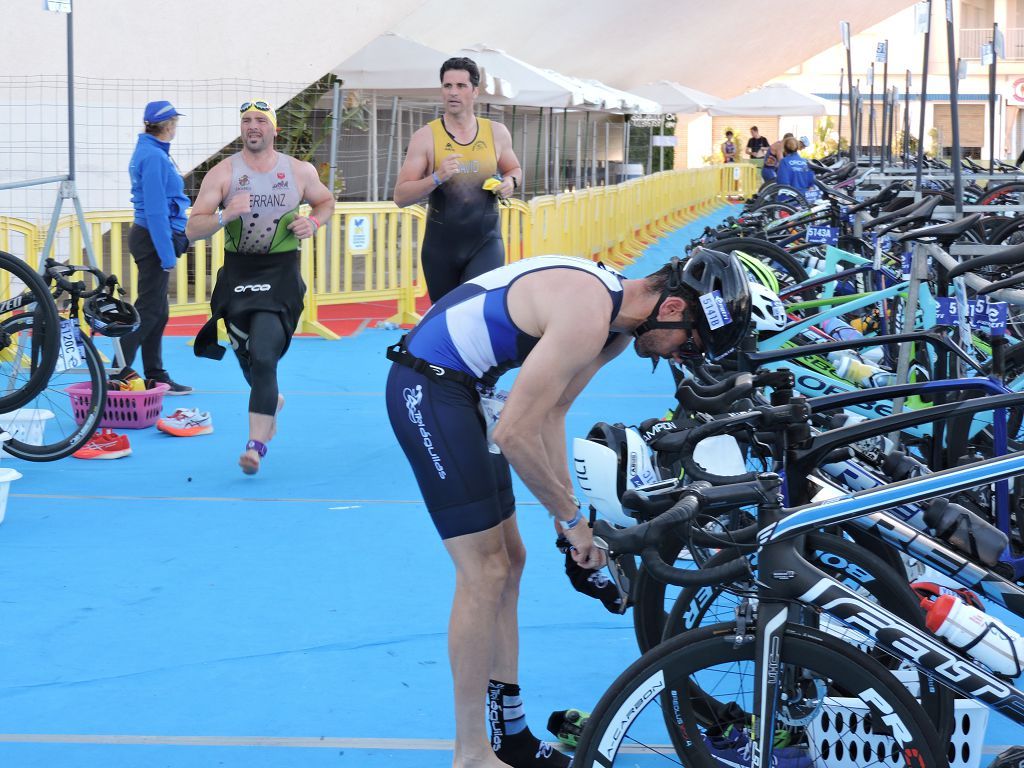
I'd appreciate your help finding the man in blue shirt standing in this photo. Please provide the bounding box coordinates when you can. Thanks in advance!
[120,100,192,394]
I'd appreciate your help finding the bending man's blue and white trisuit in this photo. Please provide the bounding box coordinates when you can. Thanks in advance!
[386,256,625,540]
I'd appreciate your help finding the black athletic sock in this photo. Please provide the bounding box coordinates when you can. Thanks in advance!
[488,680,570,768]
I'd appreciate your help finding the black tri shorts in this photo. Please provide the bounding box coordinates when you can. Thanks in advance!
[385,363,515,539]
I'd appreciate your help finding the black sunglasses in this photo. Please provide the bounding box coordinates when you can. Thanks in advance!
[240,101,272,113]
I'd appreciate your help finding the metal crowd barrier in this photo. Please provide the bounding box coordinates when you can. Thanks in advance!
[2,165,755,333]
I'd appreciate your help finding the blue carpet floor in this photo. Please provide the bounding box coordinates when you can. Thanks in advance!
[0,206,1019,766]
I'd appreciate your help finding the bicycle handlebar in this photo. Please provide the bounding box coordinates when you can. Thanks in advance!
[947,241,1024,279]
[930,248,1024,305]
[594,480,775,587]
[651,411,764,484]
[977,271,1024,295]
[43,258,115,300]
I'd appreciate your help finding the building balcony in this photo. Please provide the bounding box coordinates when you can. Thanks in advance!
[961,27,1024,60]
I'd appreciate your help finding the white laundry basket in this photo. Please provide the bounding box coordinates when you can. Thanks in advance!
[805,691,987,768]
[0,408,54,446]
[0,467,23,524]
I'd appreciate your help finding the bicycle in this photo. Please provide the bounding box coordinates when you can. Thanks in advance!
[573,409,1024,767]
[0,249,61,415]
[3,259,136,462]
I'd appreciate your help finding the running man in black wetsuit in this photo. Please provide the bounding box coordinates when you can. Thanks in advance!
[394,57,522,302]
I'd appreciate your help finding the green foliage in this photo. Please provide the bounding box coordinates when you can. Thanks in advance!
[807,117,847,159]
[184,72,371,199]
[626,114,676,172]
[898,130,919,157]
[274,74,337,162]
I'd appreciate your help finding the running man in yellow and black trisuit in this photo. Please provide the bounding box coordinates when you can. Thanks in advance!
[394,56,522,302]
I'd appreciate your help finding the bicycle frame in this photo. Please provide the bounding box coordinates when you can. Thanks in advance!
[745,453,1024,767]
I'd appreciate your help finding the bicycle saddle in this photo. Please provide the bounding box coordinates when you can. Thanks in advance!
[844,181,904,215]
[891,212,983,245]
[862,195,940,232]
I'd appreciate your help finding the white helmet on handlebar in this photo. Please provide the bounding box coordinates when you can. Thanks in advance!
[572,422,661,527]
[747,281,787,332]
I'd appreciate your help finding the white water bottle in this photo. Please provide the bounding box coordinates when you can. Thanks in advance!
[821,316,863,342]
[828,352,896,387]
[924,594,1024,677]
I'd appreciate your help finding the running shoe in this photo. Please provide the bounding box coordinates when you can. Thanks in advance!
[702,727,812,768]
[72,429,132,460]
[157,408,213,437]
[148,376,193,395]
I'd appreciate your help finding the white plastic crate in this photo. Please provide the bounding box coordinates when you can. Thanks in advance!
[805,694,987,768]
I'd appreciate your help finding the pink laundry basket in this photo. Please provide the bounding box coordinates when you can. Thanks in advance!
[66,382,170,429]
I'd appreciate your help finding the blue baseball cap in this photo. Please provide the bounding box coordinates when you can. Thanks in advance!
[143,100,183,124]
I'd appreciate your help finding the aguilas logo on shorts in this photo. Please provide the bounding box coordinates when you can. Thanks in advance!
[403,385,447,479]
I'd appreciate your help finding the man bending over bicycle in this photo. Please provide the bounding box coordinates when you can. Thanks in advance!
[384,249,752,768]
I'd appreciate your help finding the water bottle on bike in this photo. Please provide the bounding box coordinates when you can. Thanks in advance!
[921,592,1024,677]
[828,351,894,387]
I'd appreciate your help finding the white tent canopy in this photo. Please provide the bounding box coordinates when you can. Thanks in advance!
[333,33,514,98]
[709,83,828,117]
[578,79,661,114]
[458,45,660,113]
[458,44,597,108]
[631,81,720,114]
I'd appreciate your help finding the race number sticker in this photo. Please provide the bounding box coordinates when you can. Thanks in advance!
[935,297,959,325]
[806,226,838,245]
[970,297,988,329]
[987,301,1008,336]
[55,318,84,372]
[699,290,733,330]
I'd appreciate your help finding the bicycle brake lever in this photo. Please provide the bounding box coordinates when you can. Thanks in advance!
[604,554,632,615]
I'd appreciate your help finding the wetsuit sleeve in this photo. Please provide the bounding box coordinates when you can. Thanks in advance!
[140,155,177,269]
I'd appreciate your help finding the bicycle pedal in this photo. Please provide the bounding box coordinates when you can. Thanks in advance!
[547,708,590,748]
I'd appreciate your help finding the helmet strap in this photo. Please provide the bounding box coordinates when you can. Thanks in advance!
[632,292,696,338]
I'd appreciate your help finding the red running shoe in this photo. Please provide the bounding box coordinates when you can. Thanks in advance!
[72,429,132,460]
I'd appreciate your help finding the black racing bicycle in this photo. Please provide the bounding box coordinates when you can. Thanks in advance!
[1,259,134,461]
[573,405,1024,767]
[0,249,61,414]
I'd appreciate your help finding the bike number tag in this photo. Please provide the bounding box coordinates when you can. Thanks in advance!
[901,250,913,277]
[806,226,838,245]
[935,297,959,325]
[56,318,84,372]
[477,388,509,455]
[970,298,989,330]
[987,301,1008,336]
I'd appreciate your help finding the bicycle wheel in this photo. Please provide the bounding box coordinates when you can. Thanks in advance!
[662,532,955,744]
[976,180,1024,208]
[573,622,944,768]
[0,250,61,413]
[706,236,810,291]
[986,215,1024,246]
[3,321,105,461]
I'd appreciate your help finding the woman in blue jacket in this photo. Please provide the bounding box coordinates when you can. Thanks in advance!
[121,100,192,394]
